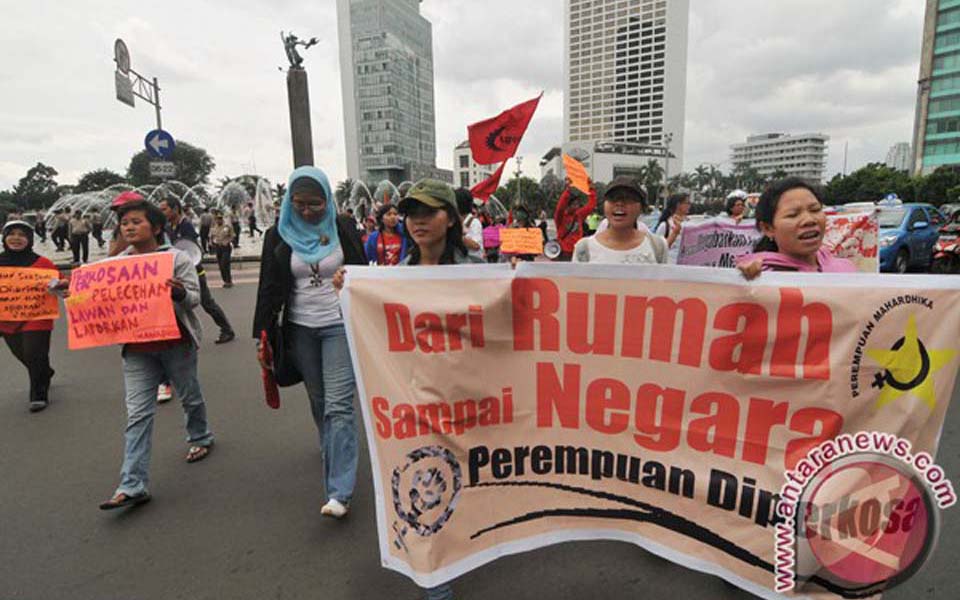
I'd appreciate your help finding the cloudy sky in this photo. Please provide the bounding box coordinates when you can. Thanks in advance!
[0,0,925,191]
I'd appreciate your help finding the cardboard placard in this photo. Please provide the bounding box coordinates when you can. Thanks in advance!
[0,267,60,321]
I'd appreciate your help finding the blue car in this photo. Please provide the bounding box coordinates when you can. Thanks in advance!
[878,203,945,273]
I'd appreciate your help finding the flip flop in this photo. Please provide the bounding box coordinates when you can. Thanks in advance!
[186,443,213,464]
[99,492,151,511]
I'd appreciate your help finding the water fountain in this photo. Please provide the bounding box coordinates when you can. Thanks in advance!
[372,181,400,207]
[347,180,374,221]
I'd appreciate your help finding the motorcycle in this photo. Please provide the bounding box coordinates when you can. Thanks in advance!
[931,220,960,274]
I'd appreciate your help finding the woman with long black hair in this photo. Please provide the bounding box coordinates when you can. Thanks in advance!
[738,177,856,278]
[363,203,408,265]
[654,192,691,263]
[0,221,59,412]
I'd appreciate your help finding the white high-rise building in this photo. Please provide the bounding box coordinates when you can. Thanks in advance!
[337,0,443,185]
[453,141,496,189]
[730,133,830,183]
[885,142,912,173]
[563,0,689,179]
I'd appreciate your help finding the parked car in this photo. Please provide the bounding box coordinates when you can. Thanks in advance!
[839,202,876,214]
[878,203,945,273]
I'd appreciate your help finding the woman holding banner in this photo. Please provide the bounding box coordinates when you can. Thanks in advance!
[98,201,215,510]
[333,178,476,600]
[572,176,668,265]
[738,177,856,278]
[253,166,366,519]
[0,221,58,413]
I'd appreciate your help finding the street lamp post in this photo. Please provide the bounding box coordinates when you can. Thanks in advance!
[514,156,524,207]
[662,132,674,209]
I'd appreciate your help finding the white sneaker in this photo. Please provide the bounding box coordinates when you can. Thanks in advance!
[321,498,349,518]
[157,383,173,403]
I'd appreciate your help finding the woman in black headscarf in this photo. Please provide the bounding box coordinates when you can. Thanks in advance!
[0,221,60,412]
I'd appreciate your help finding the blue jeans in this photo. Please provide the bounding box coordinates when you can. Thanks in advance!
[116,343,213,496]
[288,322,358,503]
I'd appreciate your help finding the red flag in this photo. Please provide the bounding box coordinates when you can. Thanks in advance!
[470,161,507,202]
[468,93,542,165]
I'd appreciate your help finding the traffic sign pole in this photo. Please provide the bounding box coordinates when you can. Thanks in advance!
[153,77,162,131]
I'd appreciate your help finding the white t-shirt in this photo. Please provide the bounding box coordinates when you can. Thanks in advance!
[463,215,484,260]
[654,220,683,264]
[572,235,658,265]
[288,246,344,328]
[596,218,650,234]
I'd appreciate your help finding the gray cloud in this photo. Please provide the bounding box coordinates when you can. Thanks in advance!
[0,0,927,192]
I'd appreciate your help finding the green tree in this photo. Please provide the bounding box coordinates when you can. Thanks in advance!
[496,176,546,214]
[127,140,215,187]
[0,189,18,220]
[693,165,710,192]
[823,163,915,205]
[917,166,960,206]
[768,168,789,182]
[643,159,665,206]
[13,162,59,209]
[335,178,355,208]
[75,168,126,193]
[539,173,564,213]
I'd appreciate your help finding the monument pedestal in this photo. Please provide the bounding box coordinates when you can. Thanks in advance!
[287,68,314,168]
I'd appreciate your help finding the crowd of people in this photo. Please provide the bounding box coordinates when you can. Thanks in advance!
[0,168,853,599]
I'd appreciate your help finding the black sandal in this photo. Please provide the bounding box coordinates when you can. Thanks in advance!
[99,492,151,510]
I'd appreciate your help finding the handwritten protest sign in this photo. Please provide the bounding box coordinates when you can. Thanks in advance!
[0,267,59,321]
[66,253,178,350]
[343,263,960,595]
[676,219,760,268]
[824,211,879,273]
[499,228,544,255]
[562,154,590,194]
[678,212,879,273]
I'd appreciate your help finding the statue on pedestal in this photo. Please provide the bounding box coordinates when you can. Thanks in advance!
[281,31,318,69]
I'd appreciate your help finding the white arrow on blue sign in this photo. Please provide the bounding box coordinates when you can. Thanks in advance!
[145,129,175,159]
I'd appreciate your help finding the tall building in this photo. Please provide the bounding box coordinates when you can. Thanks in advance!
[885,142,912,172]
[730,133,830,183]
[563,0,689,179]
[453,141,495,189]
[912,0,960,175]
[337,0,441,185]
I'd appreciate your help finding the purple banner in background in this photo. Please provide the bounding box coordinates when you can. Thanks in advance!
[677,219,762,267]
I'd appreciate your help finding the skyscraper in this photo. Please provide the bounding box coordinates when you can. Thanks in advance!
[563,0,689,179]
[337,0,442,185]
[886,142,912,173]
[912,0,960,174]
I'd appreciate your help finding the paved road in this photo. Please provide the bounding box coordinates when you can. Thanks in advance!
[1,270,958,600]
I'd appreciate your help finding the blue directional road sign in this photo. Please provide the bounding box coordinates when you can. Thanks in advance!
[144,129,175,159]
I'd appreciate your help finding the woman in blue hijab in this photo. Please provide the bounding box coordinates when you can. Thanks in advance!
[253,166,366,517]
